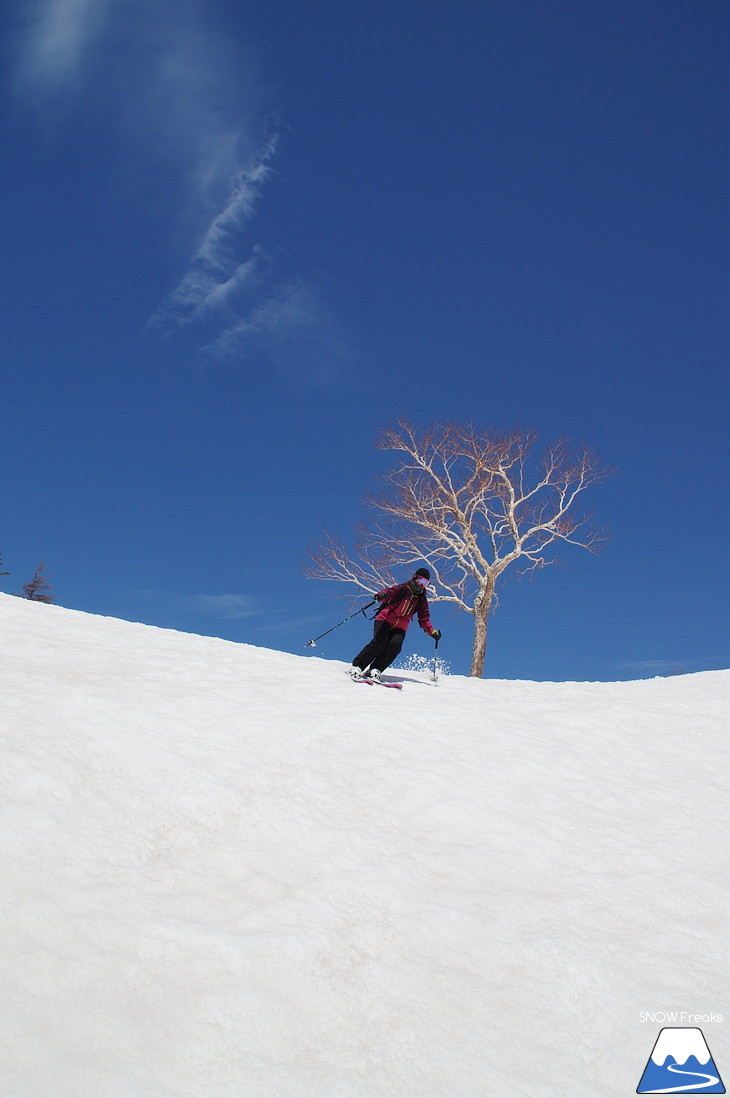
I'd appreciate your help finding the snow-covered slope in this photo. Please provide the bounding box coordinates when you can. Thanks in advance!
[1,594,728,1097]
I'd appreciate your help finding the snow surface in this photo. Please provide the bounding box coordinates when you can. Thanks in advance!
[1,593,728,1097]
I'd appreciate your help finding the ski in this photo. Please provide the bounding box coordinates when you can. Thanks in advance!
[353,677,402,690]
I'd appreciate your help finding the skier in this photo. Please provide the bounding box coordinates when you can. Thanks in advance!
[348,567,441,681]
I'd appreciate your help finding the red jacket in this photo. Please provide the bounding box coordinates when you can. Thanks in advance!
[375,582,436,635]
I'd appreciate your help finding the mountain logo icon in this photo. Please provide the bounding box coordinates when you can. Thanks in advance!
[637,1027,725,1093]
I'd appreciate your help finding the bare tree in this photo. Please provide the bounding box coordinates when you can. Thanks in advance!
[0,555,8,578]
[306,419,614,677]
[20,562,55,604]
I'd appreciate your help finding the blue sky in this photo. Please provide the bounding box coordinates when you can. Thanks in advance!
[2,0,728,681]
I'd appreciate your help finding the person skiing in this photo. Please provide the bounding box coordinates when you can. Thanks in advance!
[348,567,441,681]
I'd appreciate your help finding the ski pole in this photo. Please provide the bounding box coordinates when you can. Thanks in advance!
[432,635,439,682]
[305,601,376,648]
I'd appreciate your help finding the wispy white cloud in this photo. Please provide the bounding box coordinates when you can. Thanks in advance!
[136,590,262,621]
[13,0,114,102]
[145,133,357,381]
[199,278,357,381]
[13,0,265,195]
[184,594,261,620]
[145,141,278,337]
[12,0,354,380]
[616,657,723,677]
[145,146,357,381]
[255,615,325,635]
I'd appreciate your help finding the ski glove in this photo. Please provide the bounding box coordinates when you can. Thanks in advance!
[431,629,441,641]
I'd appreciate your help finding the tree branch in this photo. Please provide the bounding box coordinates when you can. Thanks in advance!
[305,418,615,675]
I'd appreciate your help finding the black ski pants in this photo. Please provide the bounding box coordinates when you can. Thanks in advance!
[353,620,406,673]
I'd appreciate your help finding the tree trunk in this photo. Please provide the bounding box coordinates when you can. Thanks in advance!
[469,578,495,678]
